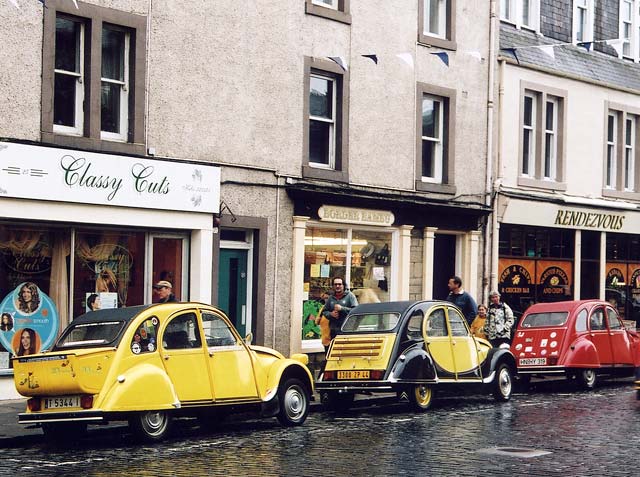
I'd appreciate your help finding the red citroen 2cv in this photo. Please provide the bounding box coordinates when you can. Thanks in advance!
[512,300,640,389]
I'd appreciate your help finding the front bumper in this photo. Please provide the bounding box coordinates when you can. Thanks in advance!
[516,365,567,375]
[18,410,105,425]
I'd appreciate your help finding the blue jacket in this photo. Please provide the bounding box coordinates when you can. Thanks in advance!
[446,291,478,324]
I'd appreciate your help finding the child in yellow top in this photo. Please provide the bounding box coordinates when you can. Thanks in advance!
[470,304,488,340]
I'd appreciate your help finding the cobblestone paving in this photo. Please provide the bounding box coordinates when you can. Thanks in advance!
[1,380,638,477]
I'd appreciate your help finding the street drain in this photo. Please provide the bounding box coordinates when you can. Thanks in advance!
[478,447,552,458]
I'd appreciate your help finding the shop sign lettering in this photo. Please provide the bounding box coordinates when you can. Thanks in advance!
[554,209,625,231]
[540,267,570,295]
[499,265,532,295]
[318,206,394,226]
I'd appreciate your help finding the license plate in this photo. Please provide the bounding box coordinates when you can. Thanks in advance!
[44,396,81,409]
[519,358,547,366]
[337,370,370,380]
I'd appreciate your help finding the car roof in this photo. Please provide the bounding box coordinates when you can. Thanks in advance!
[70,302,219,326]
[523,300,610,314]
[350,300,450,315]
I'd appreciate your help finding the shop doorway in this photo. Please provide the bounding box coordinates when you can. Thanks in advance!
[580,231,601,299]
[432,234,457,300]
[148,235,189,303]
[218,231,253,337]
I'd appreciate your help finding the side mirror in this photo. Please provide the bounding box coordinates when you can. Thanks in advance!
[245,332,253,345]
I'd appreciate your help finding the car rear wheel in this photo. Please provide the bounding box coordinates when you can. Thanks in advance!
[408,384,433,412]
[277,378,309,426]
[576,368,598,390]
[322,391,355,411]
[492,363,513,401]
[129,410,172,441]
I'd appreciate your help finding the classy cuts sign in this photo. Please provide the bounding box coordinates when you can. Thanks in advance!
[0,143,221,213]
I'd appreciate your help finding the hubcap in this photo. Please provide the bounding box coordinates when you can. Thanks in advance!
[143,412,166,434]
[499,368,512,396]
[416,385,431,405]
[284,386,306,419]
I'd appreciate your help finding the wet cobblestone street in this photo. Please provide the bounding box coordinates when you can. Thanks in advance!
[1,380,639,477]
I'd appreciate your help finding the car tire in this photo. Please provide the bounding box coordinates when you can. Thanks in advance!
[276,378,309,426]
[322,391,355,412]
[129,410,172,442]
[492,363,513,401]
[576,368,598,390]
[407,384,433,412]
[42,422,88,440]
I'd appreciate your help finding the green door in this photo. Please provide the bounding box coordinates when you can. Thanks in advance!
[218,249,248,336]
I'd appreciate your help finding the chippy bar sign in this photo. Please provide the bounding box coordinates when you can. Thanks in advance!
[0,143,221,213]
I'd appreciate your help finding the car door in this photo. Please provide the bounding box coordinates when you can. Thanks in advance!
[447,306,482,380]
[201,310,258,401]
[423,306,456,379]
[160,310,213,403]
[588,306,614,365]
[605,307,634,365]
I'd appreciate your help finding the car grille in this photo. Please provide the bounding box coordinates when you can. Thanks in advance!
[329,336,385,359]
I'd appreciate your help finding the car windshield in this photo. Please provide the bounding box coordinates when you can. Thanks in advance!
[56,321,125,348]
[520,312,568,328]
[342,312,401,333]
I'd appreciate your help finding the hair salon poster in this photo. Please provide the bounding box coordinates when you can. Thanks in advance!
[0,282,59,356]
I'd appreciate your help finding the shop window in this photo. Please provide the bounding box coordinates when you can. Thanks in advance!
[42,0,147,155]
[302,226,393,342]
[303,57,350,182]
[304,0,351,24]
[499,225,573,259]
[418,0,457,50]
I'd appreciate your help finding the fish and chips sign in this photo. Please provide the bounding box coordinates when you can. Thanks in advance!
[0,143,221,213]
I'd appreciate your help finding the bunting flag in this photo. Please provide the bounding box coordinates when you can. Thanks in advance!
[538,45,555,59]
[606,38,625,57]
[361,54,378,64]
[577,41,592,52]
[466,51,483,62]
[431,51,449,67]
[6,0,19,7]
[502,47,520,65]
[328,56,347,71]
[396,52,414,69]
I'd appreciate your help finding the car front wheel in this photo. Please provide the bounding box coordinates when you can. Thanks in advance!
[576,368,598,390]
[492,363,513,401]
[277,378,309,426]
[129,410,172,441]
[408,384,433,412]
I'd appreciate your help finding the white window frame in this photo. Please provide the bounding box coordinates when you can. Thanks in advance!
[606,112,618,189]
[573,0,594,44]
[53,18,85,137]
[522,93,536,177]
[100,28,130,142]
[625,115,636,191]
[309,73,336,170]
[312,0,338,10]
[620,0,640,61]
[500,0,516,23]
[423,0,447,39]
[500,0,540,32]
[421,94,444,183]
[543,97,558,180]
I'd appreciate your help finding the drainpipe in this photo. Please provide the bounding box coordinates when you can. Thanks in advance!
[483,0,498,304]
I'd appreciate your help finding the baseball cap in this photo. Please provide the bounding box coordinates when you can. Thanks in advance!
[153,280,172,289]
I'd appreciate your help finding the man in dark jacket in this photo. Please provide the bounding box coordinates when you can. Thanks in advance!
[322,276,358,339]
[445,275,477,325]
[153,280,178,303]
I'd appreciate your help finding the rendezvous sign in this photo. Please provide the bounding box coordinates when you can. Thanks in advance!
[0,142,221,214]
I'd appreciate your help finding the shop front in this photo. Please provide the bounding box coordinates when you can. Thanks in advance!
[0,142,220,398]
[497,196,640,327]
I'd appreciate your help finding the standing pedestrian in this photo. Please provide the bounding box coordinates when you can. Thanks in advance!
[484,290,515,348]
[470,304,488,340]
[445,276,478,325]
[322,276,358,341]
[153,280,178,303]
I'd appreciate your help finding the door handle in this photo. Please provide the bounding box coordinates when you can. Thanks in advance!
[164,355,170,360]
[209,351,214,357]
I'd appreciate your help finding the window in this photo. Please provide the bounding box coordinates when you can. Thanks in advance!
[303,57,349,182]
[500,0,540,32]
[305,0,351,24]
[416,83,456,194]
[573,0,594,43]
[518,82,567,190]
[603,104,640,197]
[619,0,640,61]
[418,0,457,50]
[163,313,202,349]
[202,312,237,347]
[426,309,447,337]
[447,308,468,336]
[42,0,146,155]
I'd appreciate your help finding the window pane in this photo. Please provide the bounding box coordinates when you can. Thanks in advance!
[522,130,531,175]
[54,73,77,127]
[101,82,121,134]
[55,17,80,72]
[422,98,439,138]
[422,140,436,177]
[522,0,530,25]
[501,0,510,18]
[310,76,332,119]
[102,27,126,81]
[426,0,444,35]
[524,96,533,126]
[626,119,633,145]
[607,145,614,186]
[608,115,615,142]
[309,119,331,165]
[544,133,553,177]
[545,101,554,130]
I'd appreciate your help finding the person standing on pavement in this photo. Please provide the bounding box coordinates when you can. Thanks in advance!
[153,280,178,303]
[483,290,515,348]
[322,276,358,341]
[470,304,488,340]
[445,276,478,325]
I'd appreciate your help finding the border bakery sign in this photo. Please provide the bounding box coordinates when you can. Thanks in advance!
[0,143,221,214]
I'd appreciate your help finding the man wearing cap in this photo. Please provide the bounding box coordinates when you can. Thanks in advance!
[153,280,178,303]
